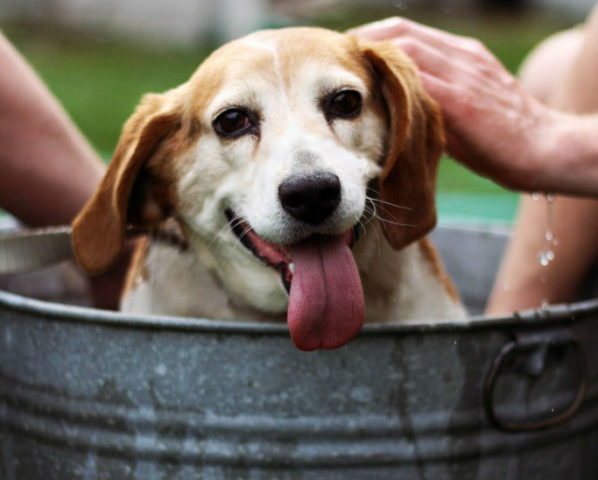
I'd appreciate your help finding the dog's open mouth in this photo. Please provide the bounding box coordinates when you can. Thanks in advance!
[225,209,364,351]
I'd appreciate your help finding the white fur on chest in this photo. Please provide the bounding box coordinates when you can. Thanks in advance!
[354,232,466,323]
[121,229,466,324]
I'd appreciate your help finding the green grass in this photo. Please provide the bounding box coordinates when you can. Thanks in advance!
[2,11,578,223]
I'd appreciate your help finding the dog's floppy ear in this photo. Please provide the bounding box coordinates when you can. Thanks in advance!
[72,93,180,275]
[361,41,444,249]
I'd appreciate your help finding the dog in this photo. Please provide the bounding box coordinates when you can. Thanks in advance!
[72,27,466,351]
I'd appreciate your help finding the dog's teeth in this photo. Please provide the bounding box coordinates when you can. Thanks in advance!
[289,262,295,274]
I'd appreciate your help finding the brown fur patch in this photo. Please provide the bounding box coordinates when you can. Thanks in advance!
[361,41,444,251]
[72,107,182,274]
[419,239,460,302]
[129,125,196,225]
[122,236,150,298]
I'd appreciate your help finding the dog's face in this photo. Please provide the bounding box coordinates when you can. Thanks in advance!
[73,27,443,350]
[175,29,385,314]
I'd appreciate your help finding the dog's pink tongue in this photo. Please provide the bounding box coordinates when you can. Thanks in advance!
[287,235,364,351]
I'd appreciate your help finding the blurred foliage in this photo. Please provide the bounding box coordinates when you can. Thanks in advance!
[3,7,579,199]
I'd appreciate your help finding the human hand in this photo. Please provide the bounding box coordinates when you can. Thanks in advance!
[349,18,565,193]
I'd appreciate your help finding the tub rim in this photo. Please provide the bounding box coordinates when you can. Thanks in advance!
[1,288,597,336]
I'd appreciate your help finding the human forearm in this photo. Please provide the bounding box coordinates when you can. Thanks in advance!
[0,32,104,226]
[539,112,598,196]
[539,4,598,196]
[485,5,598,315]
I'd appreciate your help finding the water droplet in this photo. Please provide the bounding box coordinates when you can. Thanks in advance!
[501,281,510,292]
[541,299,550,309]
[535,194,557,287]
[537,251,553,267]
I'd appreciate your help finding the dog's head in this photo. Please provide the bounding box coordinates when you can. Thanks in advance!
[73,27,443,350]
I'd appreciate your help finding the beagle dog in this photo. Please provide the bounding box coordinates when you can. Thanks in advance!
[72,27,466,351]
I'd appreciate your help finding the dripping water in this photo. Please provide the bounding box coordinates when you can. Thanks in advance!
[536,194,557,267]
[534,193,558,307]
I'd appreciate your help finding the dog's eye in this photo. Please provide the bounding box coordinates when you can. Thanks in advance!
[213,109,255,138]
[324,90,362,121]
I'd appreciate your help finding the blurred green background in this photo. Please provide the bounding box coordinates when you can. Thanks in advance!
[2,1,585,224]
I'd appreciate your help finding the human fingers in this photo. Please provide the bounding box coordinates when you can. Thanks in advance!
[347,17,410,41]
[352,19,511,98]
[353,17,510,92]
[393,37,489,86]
[393,37,449,78]
[416,71,470,124]
[398,37,521,118]
[418,72,526,188]
[350,17,491,61]
[349,17,458,44]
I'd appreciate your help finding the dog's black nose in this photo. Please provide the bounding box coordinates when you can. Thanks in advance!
[278,172,341,224]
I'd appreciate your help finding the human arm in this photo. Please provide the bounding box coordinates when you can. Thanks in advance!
[0,32,128,309]
[0,31,105,226]
[486,8,598,314]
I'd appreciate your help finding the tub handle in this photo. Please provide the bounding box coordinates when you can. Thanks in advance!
[483,331,588,432]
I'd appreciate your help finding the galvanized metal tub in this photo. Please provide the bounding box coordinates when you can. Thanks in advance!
[0,225,597,480]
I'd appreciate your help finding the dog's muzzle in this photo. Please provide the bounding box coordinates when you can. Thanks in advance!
[278,171,341,225]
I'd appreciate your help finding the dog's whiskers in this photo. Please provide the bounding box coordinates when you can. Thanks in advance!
[371,198,413,211]
[239,225,253,241]
[207,224,232,250]
[206,213,245,250]
[357,199,384,255]
[364,196,415,229]
[376,217,416,228]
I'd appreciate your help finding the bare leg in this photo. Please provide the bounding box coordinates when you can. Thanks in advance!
[487,11,598,314]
